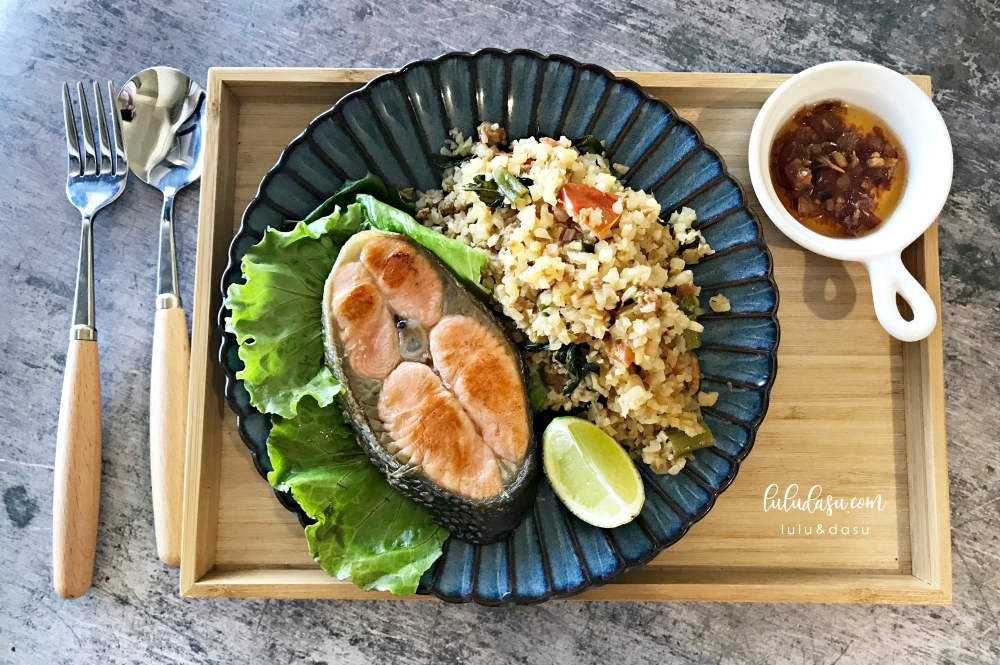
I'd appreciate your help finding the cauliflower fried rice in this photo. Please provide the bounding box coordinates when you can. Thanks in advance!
[416,124,718,474]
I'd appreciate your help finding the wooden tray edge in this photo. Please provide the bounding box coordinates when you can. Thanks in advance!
[183,566,948,604]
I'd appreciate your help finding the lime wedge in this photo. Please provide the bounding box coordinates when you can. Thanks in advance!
[542,417,645,528]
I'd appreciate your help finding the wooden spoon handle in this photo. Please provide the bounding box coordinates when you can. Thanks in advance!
[53,339,102,599]
[149,306,190,566]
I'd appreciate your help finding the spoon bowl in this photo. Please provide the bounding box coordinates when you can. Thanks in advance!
[118,67,205,195]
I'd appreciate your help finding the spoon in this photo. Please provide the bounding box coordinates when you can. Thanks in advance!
[118,67,205,566]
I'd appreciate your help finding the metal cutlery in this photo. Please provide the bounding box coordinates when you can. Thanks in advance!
[55,81,128,599]
[117,67,205,566]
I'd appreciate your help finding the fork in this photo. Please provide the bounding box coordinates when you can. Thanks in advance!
[54,81,127,600]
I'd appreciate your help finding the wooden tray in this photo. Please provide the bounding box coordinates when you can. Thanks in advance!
[180,68,951,603]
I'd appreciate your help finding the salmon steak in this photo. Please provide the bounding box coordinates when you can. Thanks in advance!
[322,230,538,543]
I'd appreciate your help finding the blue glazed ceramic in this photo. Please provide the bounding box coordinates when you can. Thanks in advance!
[219,49,779,605]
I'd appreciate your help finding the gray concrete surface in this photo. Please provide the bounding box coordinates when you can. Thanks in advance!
[2,0,998,663]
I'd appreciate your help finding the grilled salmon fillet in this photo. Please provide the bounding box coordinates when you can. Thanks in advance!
[378,362,503,500]
[323,231,537,538]
[430,315,529,464]
[360,235,443,329]
[330,262,401,379]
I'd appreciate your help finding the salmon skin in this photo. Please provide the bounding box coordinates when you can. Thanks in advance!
[322,230,538,543]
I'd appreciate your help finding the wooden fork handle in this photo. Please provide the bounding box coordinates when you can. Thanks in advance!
[53,339,102,599]
[150,306,190,567]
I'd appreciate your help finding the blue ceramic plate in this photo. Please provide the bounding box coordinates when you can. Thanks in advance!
[219,49,779,605]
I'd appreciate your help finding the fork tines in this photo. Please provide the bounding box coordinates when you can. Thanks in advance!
[62,81,127,178]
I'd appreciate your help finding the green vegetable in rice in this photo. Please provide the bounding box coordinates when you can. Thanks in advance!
[571,134,606,156]
[463,168,532,208]
[521,340,599,398]
[524,361,549,413]
[555,343,601,395]
[679,294,700,317]
[493,165,529,203]
[681,328,702,351]
[463,174,505,207]
[666,421,715,458]
[529,383,548,412]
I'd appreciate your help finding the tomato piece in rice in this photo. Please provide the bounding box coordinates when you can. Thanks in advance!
[559,183,623,239]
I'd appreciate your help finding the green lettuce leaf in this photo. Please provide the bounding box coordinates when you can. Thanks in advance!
[267,397,448,595]
[224,213,349,418]
[304,202,365,244]
[355,194,489,295]
[304,172,417,221]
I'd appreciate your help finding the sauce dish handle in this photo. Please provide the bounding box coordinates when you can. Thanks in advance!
[865,253,937,342]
